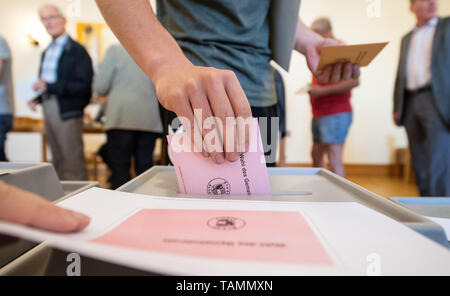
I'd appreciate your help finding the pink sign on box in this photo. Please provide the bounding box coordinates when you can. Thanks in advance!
[92,209,334,266]
[167,118,271,196]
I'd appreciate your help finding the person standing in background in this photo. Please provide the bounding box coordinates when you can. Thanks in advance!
[28,5,93,181]
[308,18,359,177]
[93,45,163,189]
[393,0,450,197]
[0,35,14,162]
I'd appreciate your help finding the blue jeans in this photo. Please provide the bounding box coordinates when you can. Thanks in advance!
[312,112,353,144]
[0,114,13,161]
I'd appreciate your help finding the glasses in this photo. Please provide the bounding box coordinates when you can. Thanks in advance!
[40,14,63,22]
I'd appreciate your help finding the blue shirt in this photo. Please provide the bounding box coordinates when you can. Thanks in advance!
[0,35,14,115]
[157,0,276,107]
[40,34,69,83]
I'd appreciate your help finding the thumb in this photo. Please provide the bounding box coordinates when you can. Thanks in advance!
[0,182,90,233]
[306,46,320,74]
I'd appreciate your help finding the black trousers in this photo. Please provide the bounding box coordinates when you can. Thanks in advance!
[159,104,279,167]
[0,114,13,162]
[404,90,450,197]
[251,105,279,167]
[104,130,161,189]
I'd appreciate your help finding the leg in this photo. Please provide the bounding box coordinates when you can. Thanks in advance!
[315,113,352,177]
[415,92,450,196]
[134,131,159,175]
[326,144,345,177]
[311,142,325,168]
[311,118,325,167]
[251,105,279,167]
[0,115,13,161]
[42,99,64,178]
[106,130,134,189]
[57,117,88,181]
[403,96,428,196]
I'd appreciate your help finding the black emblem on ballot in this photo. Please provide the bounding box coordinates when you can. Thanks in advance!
[207,217,246,231]
[207,178,231,195]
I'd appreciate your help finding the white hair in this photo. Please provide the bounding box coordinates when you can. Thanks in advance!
[39,4,65,18]
[311,17,333,35]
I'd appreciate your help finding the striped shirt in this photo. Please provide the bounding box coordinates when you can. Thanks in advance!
[40,34,69,83]
[406,18,438,91]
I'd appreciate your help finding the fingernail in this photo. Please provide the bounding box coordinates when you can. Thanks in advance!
[214,154,225,164]
[228,153,239,162]
[71,211,90,227]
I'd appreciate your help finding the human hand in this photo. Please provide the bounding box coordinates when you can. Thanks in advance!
[27,99,40,112]
[306,38,360,83]
[308,85,322,98]
[153,60,253,164]
[33,79,47,92]
[393,112,400,126]
[0,182,90,233]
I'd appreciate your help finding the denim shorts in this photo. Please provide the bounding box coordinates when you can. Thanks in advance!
[312,112,352,144]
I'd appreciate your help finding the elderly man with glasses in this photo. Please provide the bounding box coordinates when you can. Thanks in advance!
[28,4,93,181]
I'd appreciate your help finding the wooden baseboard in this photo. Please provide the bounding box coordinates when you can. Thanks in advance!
[280,163,396,177]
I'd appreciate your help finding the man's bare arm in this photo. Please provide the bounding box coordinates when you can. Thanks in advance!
[310,79,360,98]
[95,0,252,164]
[0,59,4,76]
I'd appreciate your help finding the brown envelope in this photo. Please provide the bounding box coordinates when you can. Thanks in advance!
[318,42,389,70]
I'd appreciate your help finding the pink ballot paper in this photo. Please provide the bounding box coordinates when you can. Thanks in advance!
[92,209,334,266]
[167,118,271,196]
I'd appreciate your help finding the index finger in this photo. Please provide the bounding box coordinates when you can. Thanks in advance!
[224,73,253,155]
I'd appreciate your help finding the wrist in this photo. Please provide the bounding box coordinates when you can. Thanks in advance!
[145,49,192,84]
[296,30,324,56]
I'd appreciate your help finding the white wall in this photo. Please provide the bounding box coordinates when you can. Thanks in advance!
[1,0,449,163]
[281,0,450,164]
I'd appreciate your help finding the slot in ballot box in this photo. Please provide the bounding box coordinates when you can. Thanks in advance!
[0,166,448,276]
[391,198,450,219]
[390,197,450,244]
[0,162,98,274]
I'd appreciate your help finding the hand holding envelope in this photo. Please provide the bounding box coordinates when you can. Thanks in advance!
[318,42,389,72]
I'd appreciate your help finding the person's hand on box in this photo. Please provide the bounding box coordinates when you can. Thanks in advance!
[0,182,90,233]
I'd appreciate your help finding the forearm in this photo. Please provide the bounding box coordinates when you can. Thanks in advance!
[312,79,359,98]
[0,59,3,76]
[95,0,190,83]
[294,19,324,55]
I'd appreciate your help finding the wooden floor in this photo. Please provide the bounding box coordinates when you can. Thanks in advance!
[346,175,419,198]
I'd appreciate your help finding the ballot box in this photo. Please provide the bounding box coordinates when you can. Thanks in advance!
[117,167,449,248]
[0,162,98,275]
[1,166,449,276]
[391,198,450,219]
[390,197,450,244]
